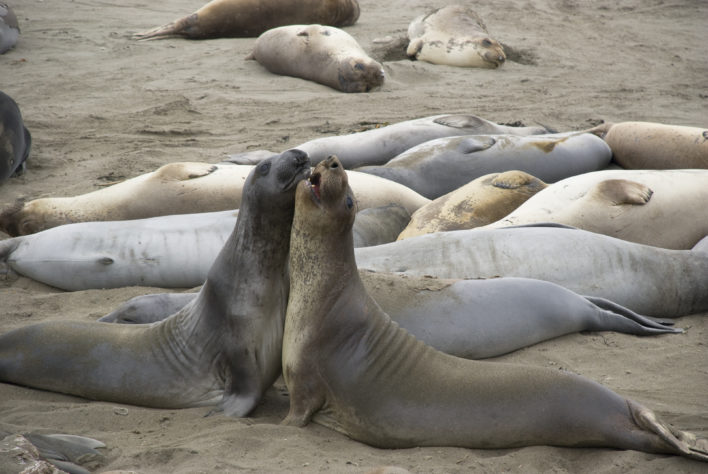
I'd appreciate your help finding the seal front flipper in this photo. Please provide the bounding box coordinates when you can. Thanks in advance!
[590,179,653,205]
[153,161,218,181]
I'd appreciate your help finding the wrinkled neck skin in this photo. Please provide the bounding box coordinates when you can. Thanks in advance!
[169,200,293,416]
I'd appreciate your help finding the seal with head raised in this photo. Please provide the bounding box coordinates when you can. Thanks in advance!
[247,24,385,93]
[0,149,310,416]
[587,121,708,169]
[281,155,708,460]
[406,5,506,68]
[0,2,19,54]
[0,90,31,183]
[134,0,360,40]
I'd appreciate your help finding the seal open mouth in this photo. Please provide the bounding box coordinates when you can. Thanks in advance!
[308,171,322,202]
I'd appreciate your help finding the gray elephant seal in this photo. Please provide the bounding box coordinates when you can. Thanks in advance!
[281,156,708,460]
[0,150,310,415]
[358,132,611,199]
[134,0,360,40]
[484,169,708,249]
[356,226,708,318]
[588,121,708,169]
[101,273,679,360]
[0,161,428,236]
[0,2,19,54]
[0,90,31,182]
[247,24,384,93]
[229,115,549,168]
[407,5,506,68]
[398,170,547,240]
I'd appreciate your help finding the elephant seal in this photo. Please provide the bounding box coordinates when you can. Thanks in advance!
[356,226,708,318]
[0,203,409,290]
[397,170,547,240]
[588,121,708,169]
[134,0,360,40]
[281,156,708,460]
[0,2,19,54]
[228,115,549,168]
[483,169,708,249]
[101,273,679,360]
[407,5,506,68]
[358,132,611,199]
[0,161,428,236]
[0,90,31,182]
[246,24,384,93]
[0,149,310,415]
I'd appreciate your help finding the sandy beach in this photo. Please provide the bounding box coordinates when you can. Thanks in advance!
[1,0,707,472]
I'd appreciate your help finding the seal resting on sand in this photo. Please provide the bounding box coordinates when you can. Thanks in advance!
[406,5,506,68]
[0,2,19,54]
[587,121,708,169]
[0,150,310,416]
[247,24,384,93]
[0,90,31,183]
[134,0,360,40]
[280,155,708,460]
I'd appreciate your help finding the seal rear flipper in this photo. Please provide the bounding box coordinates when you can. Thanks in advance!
[691,235,708,254]
[584,296,682,334]
[24,433,105,474]
[0,236,20,278]
[133,13,199,40]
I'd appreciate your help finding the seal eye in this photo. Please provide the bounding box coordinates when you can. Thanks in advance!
[258,162,271,176]
[354,62,365,71]
[345,196,354,209]
[482,38,492,47]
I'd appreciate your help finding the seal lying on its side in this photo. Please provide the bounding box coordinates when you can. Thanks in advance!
[356,226,708,318]
[247,24,384,93]
[483,169,708,249]
[358,132,611,199]
[407,5,506,68]
[588,121,708,169]
[0,150,310,415]
[0,3,19,54]
[0,90,31,183]
[229,115,549,168]
[0,162,429,236]
[100,273,679,360]
[134,0,360,40]
[397,170,547,240]
[281,156,708,460]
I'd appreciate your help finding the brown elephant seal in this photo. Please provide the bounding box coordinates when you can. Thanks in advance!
[0,150,310,416]
[483,169,708,249]
[0,90,31,183]
[407,5,506,68]
[0,161,428,236]
[0,2,19,54]
[397,170,547,240]
[247,24,384,93]
[134,0,360,40]
[281,155,708,460]
[588,121,708,169]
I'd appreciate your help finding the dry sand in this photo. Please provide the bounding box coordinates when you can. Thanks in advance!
[1,0,707,472]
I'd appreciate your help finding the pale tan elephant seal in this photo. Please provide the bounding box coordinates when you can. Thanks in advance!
[397,170,547,240]
[587,121,708,169]
[280,155,708,461]
[134,0,360,40]
[406,5,506,68]
[247,24,385,93]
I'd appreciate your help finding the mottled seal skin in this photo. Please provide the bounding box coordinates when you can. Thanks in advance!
[484,169,708,250]
[588,121,708,169]
[407,5,506,68]
[0,150,310,416]
[397,170,547,240]
[0,90,31,182]
[134,0,360,40]
[280,156,708,460]
[100,272,680,360]
[247,24,384,93]
[356,227,708,318]
[228,115,549,168]
[0,162,428,236]
[0,2,19,54]
[358,132,611,199]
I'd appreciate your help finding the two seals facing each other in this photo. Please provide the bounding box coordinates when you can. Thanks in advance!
[134,0,360,40]
[281,155,708,461]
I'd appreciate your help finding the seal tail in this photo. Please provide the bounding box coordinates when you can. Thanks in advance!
[133,14,197,41]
